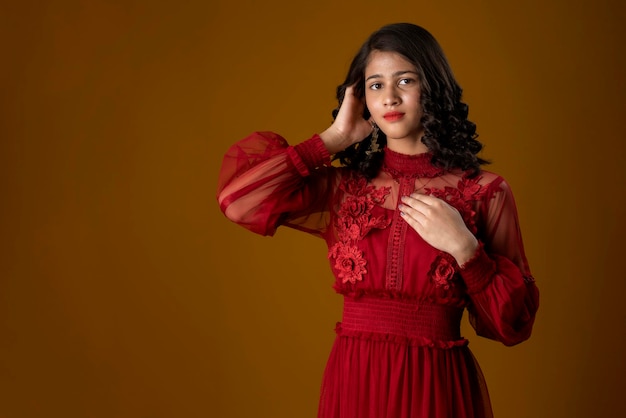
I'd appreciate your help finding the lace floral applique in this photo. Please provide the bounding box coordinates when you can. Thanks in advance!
[329,243,368,284]
[428,253,458,290]
[425,175,486,289]
[328,174,391,284]
[424,174,487,234]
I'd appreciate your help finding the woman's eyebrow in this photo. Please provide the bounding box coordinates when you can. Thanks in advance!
[365,70,419,81]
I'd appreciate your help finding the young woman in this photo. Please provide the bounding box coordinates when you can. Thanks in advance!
[217,22,539,418]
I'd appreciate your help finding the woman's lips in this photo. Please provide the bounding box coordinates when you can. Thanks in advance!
[383,112,405,121]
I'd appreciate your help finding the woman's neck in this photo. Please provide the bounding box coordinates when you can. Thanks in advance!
[385,137,429,155]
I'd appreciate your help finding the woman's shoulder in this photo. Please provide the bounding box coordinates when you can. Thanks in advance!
[442,167,504,185]
[472,169,518,202]
[435,168,510,201]
[475,169,506,186]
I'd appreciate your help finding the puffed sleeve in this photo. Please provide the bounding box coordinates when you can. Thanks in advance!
[459,176,539,346]
[216,131,336,237]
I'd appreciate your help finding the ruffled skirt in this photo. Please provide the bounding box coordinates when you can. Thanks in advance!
[317,297,493,418]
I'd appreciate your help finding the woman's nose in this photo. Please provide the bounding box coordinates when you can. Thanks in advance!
[383,87,400,106]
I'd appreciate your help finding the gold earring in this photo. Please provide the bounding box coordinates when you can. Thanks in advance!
[366,123,381,155]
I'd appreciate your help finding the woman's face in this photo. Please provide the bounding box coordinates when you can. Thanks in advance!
[364,50,424,147]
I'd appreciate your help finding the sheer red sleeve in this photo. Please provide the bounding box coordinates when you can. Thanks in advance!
[459,177,539,346]
[216,131,335,237]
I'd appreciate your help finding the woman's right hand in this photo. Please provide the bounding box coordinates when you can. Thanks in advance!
[319,85,373,154]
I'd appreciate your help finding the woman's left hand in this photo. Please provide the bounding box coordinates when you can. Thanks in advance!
[399,193,478,266]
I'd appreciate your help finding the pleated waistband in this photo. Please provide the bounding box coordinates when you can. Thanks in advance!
[340,296,463,342]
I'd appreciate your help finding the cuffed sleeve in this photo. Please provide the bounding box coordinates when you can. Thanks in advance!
[287,134,331,176]
[459,244,496,294]
[217,132,335,237]
[463,177,540,346]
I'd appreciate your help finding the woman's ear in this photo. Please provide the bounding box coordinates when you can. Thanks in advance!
[362,105,371,120]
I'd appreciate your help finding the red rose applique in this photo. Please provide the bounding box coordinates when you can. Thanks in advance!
[339,195,374,219]
[428,253,457,290]
[328,174,391,284]
[341,175,369,197]
[329,242,368,284]
[425,174,486,234]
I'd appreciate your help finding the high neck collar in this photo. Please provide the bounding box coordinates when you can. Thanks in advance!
[382,148,444,178]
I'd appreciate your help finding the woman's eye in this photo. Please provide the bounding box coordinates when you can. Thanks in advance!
[369,83,382,90]
[399,78,414,85]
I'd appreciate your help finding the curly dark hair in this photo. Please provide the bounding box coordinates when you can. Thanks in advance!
[333,23,488,179]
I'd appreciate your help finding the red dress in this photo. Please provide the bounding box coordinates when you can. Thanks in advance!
[217,132,539,418]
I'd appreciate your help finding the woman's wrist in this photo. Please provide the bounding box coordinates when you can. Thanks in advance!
[450,235,479,267]
[319,127,351,154]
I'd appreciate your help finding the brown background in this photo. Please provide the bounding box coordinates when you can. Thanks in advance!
[1,0,625,417]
